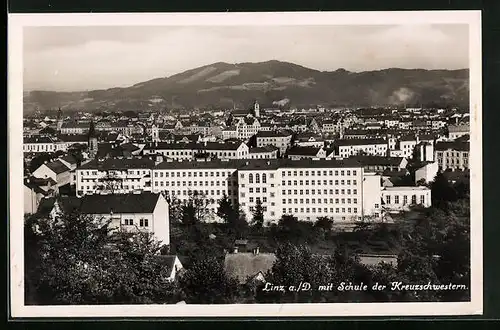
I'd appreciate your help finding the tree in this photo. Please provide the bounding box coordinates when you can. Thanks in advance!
[251,199,265,229]
[314,216,334,231]
[216,193,237,224]
[431,171,458,209]
[24,208,180,305]
[178,256,239,304]
[256,243,334,303]
[181,192,209,226]
[166,194,183,224]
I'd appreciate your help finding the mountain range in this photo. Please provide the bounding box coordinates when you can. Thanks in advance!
[23,60,469,112]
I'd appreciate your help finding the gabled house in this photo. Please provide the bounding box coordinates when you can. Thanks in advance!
[24,177,56,214]
[286,146,326,160]
[153,255,184,282]
[32,159,72,188]
[224,249,276,285]
[46,192,171,247]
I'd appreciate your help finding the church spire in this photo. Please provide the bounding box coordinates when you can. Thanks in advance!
[88,119,96,139]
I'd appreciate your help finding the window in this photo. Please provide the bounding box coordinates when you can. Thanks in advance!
[394,195,399,204]
[256,174,260,183]
[335,170,339,176]
[249,197,254,203]
[386,195,391,204]
[263,187,267,193]
[249,174,253,183]
[411,195,417,204]
[353,180,357,185]
[263,197,267,203]
[283,208,287,213]
[282,180,286,185]
[353,189,357,194]
[375,203,379,209]
[403,195,408,205]
[353,170,357,175]
[420,195,425,204]
[335,180,339,185]
[262,173,267,183]
[341,170,345,176]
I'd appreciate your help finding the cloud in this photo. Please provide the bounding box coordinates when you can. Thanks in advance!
[23,24,469,91]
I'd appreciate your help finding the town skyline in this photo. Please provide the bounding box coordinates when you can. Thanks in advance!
[24,24,469,92]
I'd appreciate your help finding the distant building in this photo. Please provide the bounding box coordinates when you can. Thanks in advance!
[287,146,326,160]
[434,141,469,171]
[448,124,470,140]
[88,120,98,159]
[381,186,432,212]
[333,138,388,158]
[248,146,279,159]
[255,130,293,156]
[32,159,71,188]
[75,158,155,197]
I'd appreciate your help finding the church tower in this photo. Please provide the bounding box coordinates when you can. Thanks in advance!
[151,123,159,142]
[56,108,63,132]
[253,100,260,118]
[88,120,98,159]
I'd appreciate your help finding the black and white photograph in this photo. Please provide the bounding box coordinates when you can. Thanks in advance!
[9,11,482,317]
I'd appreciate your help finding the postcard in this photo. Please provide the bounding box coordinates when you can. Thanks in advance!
[8,10,482,317]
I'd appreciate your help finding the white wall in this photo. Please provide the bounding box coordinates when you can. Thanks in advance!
[415,162,439,184]
[153,194,170,247]
[362,172,382,219]
[32,165,56,182]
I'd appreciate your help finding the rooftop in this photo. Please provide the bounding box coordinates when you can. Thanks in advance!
[80,192,161,214]
[79,158,155,170]
[224,252,276,284]
[435,141,470,151]
[335,138,387,146]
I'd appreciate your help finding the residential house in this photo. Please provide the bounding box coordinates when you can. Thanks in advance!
[434,141,469,171]
[286,146,326,160]
[75,158,155,197]
[381,186,432,212]
[24,177,57,214]
[248,146,279,159]
[32,159,72,188]
[255,130,293,156]
[333,138,388,158]
[448,124,470,140]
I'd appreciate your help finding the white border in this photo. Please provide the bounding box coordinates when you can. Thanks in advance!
[8,11,483,318]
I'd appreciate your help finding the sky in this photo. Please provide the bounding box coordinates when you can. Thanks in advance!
[23,24,469,92]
